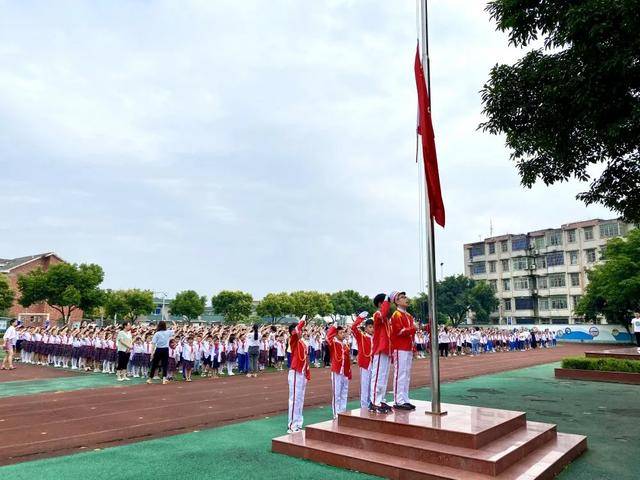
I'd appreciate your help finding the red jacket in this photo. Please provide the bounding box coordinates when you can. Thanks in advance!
[326,326,352,379]
[350,316,373,369]
[391,309,416,352]
[372,299,392,356]
[289,319,310,380]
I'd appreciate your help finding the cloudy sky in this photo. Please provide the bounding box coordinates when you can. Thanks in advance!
[0,0,613,300]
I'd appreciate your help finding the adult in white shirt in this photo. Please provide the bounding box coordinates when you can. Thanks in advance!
[632,312,640,351]
[2,319,18,370]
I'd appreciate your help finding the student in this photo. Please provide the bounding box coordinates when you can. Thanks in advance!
[276,335,286,371]
[287,316,310,433]
[167,338,180,380]
[350,311,373,409]
[225,334,237,376]
[131,337,144,377]
[247,324,261,378]
[390,291,416,410]
[327,323,352,419]
[210,336,221,378]
[369,293,393,414]
[259,334,269,371]
[181,337,195,382]
[632,312,640,351]
[1,319,18,370]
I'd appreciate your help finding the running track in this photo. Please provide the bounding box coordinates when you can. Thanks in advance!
[0,344,608,465]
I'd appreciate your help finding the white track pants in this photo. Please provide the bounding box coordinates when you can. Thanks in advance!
[331,372,349,418]
[360,365,372,409]
[288,369,307,430]
[393,350,413,405]
[369,353,391,407]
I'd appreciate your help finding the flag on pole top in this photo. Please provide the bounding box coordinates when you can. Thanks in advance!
[414,44,445,228]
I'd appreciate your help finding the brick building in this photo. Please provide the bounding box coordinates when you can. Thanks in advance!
[0,253,84,326]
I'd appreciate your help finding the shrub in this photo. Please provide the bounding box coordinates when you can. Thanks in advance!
[561,356,640,374]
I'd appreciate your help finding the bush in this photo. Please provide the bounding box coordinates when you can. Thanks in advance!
[561,356,640,374]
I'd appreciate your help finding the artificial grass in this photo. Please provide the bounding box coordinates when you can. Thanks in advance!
[1,362,638,480]
[562,355,640,373]
[0,374,148,398]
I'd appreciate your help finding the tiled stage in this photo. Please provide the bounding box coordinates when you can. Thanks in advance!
[273,401,586,479]
[584,347,640,360]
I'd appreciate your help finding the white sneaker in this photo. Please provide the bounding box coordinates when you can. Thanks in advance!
[117,377,124,382]
[286,428,301,434]
[123,376,131,381]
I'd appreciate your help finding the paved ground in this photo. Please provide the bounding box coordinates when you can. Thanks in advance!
[1,360,637,480]
[0,343,607,466]
[0,364,79,383]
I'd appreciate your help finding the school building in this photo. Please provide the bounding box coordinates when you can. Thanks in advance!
[0,252,84,326]
[463,218,636,325]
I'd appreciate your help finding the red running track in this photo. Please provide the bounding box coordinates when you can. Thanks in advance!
[0,343,609,465]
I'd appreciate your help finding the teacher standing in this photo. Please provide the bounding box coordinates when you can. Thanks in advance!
[147,320,175,385]
[116,321,133,382]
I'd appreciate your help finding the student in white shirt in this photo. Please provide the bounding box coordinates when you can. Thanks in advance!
[1,319,18,370]
[632,312,640,351]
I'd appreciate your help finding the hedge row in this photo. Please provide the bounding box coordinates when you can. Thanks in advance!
[561,356,640,374]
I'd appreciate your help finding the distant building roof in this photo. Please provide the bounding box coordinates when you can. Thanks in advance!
[0,253,60,273]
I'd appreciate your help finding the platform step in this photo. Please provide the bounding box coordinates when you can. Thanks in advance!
[272,430,587,480]
[305,420,557,476]
[338,401,527,449]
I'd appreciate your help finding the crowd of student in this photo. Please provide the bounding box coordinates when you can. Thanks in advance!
[1,317,556,376]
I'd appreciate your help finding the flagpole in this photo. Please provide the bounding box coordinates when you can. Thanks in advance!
[419,0,444,416]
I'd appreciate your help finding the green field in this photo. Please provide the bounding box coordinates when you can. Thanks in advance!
[1,362,638,480]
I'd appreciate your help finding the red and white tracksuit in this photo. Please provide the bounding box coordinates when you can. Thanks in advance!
[370,299,392,407]
[391,308,416,405]
[288,319,310,431]
[351,316,373,409]
[327,326,352,418]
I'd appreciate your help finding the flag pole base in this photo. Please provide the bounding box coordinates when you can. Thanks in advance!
[424,409,448,416]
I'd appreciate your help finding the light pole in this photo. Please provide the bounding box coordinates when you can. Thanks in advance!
[440,262,444,280]
[153,291,168,323]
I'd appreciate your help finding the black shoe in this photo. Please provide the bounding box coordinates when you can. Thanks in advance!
[380,405,393,414]
[404,402,416,410]
[368,402,379,413]
[394,403,413,410]
[380,402,393,410]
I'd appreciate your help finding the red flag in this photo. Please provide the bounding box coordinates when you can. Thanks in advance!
[415,45,445,227]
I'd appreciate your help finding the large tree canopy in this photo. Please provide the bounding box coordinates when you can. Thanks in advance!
[211,290,253,324]
[481,0,640,222]
[0,275,15,315]
[576,229,640,329]
[256,292,292,323]
[104,289,155,322]
[171,290,206,322]
[436,275,499,326]
[17,263,104,323]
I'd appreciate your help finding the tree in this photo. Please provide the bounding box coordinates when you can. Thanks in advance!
[329,290,372,320]
[0,275,15,315]
[104,289,155,322]
[256,292,292,323]
[408,292,429,323]
[17,263,105,324]
[171,290,206,322]
[211,290,253,324]
[289,291,334,321]
[576,229,640,330]
[480,1,640,222]
[436,275,498,326]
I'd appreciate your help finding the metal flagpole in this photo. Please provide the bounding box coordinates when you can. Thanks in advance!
[419,0,444,416]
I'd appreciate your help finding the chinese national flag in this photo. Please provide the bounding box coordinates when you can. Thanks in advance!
[415,45,445,227]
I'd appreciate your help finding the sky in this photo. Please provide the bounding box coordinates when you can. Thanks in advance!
[0,0,614,300]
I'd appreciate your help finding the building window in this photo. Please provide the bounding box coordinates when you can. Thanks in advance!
[154,307,162,315]
[538,298,549,310]
[502,279,511,291]
[599,246,607,261]
[501,240,508,252]
[537,276,548,289]
[586,249,596,263]
[489,280,497,292]
[501,259,510,272]
[566,229,576,243]
[470,244,485,257]
[546,251,564,267]
[568,251,579,265]
[536,256,547,268]
[515,297,534,310]
[472,262,486,274]
[534,236,546,249]
[570,272,580,287]
[514,277,529,290]
[584,226,594,241]
[488,242,496,254]
[548,231,563,246]
[488,261,496,273]
[512,237,528,251]
[504,299,512,311]
[550,295,568,310]
[549,273,566,288]
[572,295,582,308]
[513,257,528,270]
[599,223,619,238]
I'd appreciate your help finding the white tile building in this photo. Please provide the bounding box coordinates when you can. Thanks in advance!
[463,218,635,325]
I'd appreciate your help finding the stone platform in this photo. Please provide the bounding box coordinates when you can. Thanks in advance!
[272,401,586,479]
[584,347,640,360]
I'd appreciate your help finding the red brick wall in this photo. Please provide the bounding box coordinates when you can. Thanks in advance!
[3,255,84,326]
